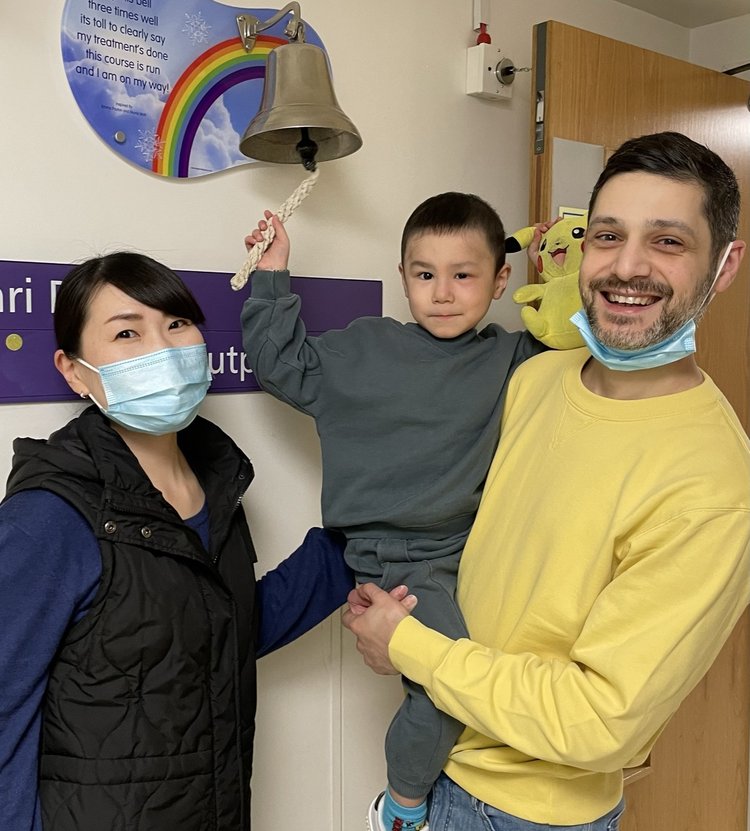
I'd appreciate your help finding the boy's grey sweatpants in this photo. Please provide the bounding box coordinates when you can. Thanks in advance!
[346,534,469,799]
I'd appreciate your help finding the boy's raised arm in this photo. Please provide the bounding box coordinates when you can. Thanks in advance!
[245,210,290,272]
[240,214,325,415]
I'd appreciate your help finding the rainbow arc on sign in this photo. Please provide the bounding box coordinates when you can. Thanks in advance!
[153,34,284,178]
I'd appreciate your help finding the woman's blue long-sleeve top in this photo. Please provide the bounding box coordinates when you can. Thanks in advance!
[0,489,352,830]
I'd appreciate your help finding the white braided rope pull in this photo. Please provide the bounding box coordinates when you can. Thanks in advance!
[230,167,320,291]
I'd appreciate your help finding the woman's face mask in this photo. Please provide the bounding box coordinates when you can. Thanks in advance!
[78,344,212,435]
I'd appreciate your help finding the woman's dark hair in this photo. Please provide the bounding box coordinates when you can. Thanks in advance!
[54,251,206,356]
[401,192,506,273]
[588,132,740,268]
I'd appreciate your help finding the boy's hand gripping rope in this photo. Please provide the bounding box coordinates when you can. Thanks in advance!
[230,167,320,291]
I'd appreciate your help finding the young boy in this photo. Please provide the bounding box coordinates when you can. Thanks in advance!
[241,193,565,831]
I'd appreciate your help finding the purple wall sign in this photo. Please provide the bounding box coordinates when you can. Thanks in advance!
[0,260,382,403]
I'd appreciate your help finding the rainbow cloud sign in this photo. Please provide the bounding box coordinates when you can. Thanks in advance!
[61,1,326,178]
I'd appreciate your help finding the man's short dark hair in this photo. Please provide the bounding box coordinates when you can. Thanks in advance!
[401,192,506,272]
[588,131,740,267]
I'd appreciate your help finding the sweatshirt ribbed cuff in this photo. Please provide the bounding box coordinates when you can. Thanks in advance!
[389,615,455,688]
[250,269,291,300]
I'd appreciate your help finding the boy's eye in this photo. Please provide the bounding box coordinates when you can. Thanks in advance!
[417,271,433,280]
[455,273,469,280]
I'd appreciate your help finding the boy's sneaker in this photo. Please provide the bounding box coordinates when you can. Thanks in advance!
[366,792,429,831]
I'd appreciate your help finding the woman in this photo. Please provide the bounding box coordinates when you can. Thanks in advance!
[0,252,352,830]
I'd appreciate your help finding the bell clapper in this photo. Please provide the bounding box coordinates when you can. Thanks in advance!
[296,127,319,172]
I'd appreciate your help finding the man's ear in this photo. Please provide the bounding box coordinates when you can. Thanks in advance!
[714,240,746,295]
[54,349,86,396]
[493,263,512,299]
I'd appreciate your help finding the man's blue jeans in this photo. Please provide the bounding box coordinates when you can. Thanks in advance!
[429,773,625,831]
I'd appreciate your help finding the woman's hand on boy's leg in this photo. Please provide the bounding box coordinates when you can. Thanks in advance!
[346,582,411,616]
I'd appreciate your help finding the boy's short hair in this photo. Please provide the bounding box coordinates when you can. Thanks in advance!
[401,192,506,272]
[588,131,740,268]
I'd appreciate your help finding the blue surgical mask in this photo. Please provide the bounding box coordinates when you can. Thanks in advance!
[78,344,212,435]
[571,242,733,372]
[570,310,696,371]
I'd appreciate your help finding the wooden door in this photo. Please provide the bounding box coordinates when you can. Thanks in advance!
[529,22,750,831]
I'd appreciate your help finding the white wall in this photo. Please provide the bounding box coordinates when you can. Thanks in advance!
[690,14,750,80]
[0,1,704,828]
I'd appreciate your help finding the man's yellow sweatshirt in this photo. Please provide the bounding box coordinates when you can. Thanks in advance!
[390,348,750,824]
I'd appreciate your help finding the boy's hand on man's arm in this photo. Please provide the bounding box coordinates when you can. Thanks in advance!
[245,210,291,271]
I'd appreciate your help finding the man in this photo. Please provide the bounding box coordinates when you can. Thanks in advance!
[343,132,750,831]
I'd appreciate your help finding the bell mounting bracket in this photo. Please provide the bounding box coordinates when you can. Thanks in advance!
[237,3,306,53]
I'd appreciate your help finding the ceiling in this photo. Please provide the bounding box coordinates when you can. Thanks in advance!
[615,0,749,28]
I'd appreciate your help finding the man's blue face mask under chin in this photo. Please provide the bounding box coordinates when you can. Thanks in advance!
[570,242,733,372]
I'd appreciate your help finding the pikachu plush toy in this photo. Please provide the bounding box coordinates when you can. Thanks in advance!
[508,215,587,350]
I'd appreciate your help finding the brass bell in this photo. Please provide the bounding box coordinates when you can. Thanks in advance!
[240,40,362,169]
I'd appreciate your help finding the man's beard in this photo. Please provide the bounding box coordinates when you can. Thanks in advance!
[581,272,713,350]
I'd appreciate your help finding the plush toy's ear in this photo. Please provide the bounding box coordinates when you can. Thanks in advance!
[505,226,535,253]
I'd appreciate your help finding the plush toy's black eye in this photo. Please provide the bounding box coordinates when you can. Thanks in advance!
[572,226,585,239]
[540,239,547,250]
